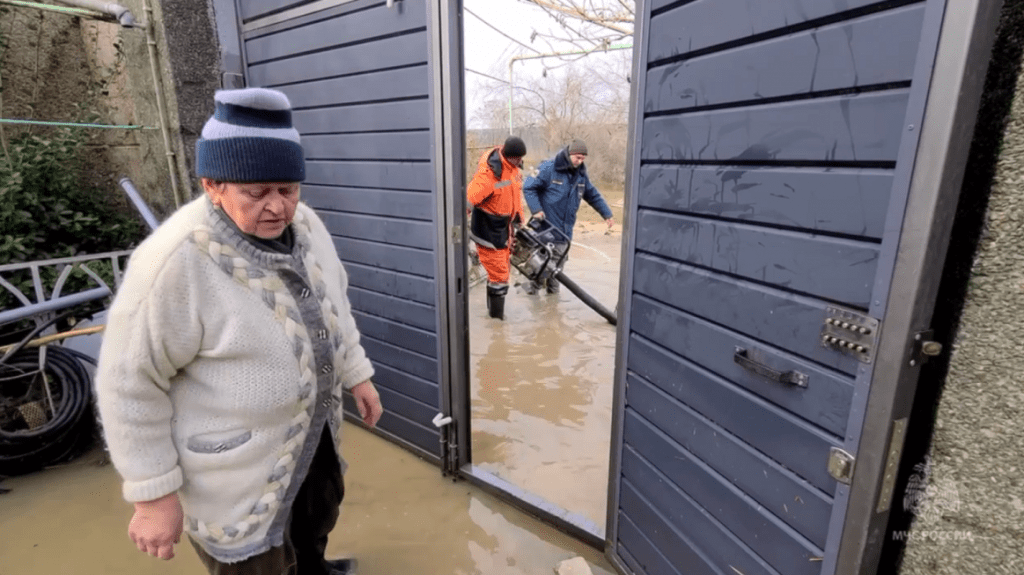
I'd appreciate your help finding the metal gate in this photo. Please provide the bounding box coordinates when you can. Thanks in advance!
[225,0,461,461]
[608,0,1001,574]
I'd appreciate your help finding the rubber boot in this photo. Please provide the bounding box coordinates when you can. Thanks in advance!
[486,285,508,320]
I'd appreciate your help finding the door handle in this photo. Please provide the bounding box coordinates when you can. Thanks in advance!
[733,347,808,388]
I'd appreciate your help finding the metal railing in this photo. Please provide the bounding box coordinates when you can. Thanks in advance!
[0,250,133,327]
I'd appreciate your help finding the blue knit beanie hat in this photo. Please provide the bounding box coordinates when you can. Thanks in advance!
[195,88,305,183]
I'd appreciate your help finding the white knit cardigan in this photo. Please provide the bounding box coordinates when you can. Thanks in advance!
[94,195,375,563]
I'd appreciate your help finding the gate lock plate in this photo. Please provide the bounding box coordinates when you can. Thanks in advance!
[910,330,943,367]
[821,306,880,364]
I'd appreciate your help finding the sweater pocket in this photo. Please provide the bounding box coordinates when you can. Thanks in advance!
[186,429,252,454]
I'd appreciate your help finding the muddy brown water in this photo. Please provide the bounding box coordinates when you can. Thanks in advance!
[470,219,623,529]
[0,424,615,575]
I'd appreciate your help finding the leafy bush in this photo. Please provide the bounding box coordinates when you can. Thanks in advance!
[0,128,144,315]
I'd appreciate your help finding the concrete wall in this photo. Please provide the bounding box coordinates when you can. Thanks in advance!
[0,2,188,221]
[896,1,1024,572]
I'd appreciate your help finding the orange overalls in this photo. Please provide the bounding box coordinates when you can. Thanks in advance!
[467,146,526,287]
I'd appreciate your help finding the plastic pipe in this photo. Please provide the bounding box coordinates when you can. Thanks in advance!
[554,271,617,325]
[140,0,183,208]
[52,0,138,26]
[119,178,160,231]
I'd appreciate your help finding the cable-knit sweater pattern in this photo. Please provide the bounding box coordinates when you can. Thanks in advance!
[94,195,375,563]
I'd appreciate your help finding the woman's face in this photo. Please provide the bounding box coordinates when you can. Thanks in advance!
[202,179,300,239]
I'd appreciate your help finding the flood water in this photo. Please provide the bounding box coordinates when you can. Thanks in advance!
[469,216,623,529]
[0,423,615,575]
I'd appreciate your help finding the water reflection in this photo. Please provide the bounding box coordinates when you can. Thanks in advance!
[469,223,621,527]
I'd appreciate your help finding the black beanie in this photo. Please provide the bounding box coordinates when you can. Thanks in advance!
[567,139,588,156]
[502,136,527,159]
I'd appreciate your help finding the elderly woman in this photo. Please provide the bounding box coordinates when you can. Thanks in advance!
[94,87,383,575]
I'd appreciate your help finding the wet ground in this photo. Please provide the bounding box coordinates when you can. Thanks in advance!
[469,198,624,529]
[0,423,615,575]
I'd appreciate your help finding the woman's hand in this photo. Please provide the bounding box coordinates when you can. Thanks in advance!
[351,381,384,427]
[129,492,183,560]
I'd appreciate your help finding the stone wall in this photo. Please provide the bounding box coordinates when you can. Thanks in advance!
[0,1,201,222]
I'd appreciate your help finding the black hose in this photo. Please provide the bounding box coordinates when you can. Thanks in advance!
[554,271,617,326]
[0,346,95,476]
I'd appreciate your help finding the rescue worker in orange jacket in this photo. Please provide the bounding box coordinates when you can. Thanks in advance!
[468,136,527,320]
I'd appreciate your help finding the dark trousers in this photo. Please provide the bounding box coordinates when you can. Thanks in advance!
[191,427,344,575]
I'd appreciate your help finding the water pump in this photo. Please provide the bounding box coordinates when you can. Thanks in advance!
[510,218,617,325]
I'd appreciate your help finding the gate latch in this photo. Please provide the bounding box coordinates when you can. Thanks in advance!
[909,330,943,367]
[828,447,856,484]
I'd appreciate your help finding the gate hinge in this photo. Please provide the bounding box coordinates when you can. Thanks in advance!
[828,447,856,484]
[451,225,462,245]
[876,418,908,512]
[433,412,459,480]
[909,330,943,367]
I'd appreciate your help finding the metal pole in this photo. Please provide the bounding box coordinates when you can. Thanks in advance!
[506,43,633,135]
[119,177,160,231]
[141,0,183,208]
[508,59,515,135]
[0,287,111,326]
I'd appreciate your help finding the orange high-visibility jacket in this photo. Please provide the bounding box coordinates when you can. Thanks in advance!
[467,147,526,250]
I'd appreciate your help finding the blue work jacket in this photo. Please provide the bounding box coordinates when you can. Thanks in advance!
[523,149,613,242]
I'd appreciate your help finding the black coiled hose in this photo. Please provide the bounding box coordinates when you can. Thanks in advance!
[0,346,96,476]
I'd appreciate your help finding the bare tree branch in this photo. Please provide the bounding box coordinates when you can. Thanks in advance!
[521,0,634,38]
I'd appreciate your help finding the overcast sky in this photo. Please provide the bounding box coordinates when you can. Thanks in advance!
[460,0,634,129]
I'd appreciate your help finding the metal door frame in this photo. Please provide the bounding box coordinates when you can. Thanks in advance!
[603,0,1004,573]
[832,1,1003,572]
[604,0,650,567]
[437,0,608,549]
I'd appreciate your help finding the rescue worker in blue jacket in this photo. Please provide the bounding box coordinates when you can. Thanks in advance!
[522,139,614,294]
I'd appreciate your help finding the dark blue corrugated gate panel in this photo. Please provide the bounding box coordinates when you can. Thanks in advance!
[645,5,925,112]
[245,1,427,64]
[616,0,936,572]
[621,447,779,575]
[303,132,431,162]
[306,161,433,192]
[647,0,892,62]
[333,238,434,278]
[280,67,430,109]
[344,263,436,306]
[293,100,431,133]
[628,298,855,437]
[303,186,434,221]
[353,311,438,358]
[642,91,909,163]
[348,288,436,333]
[248,32,428,87]
[633,254,863,375]
[627,339,835,547]
[318,212,435,250]
[637,166,893,239]
[243,3,442,458]
[622,412,822,575]
[635,211,880,308]
[625,303,842,493]
[241,0,313,23]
